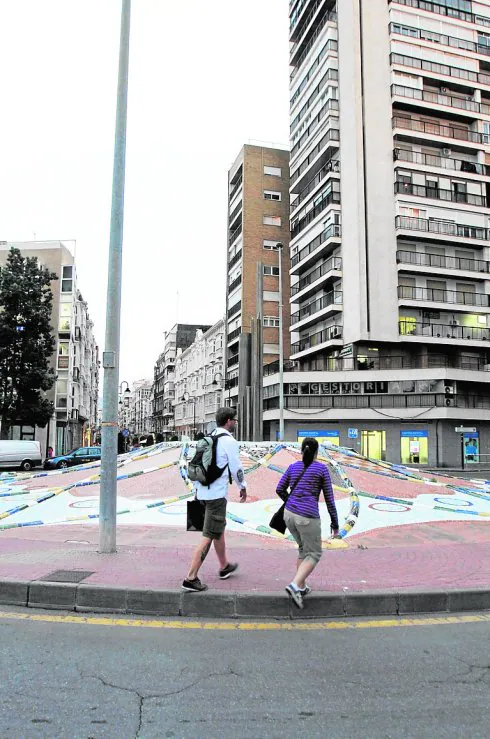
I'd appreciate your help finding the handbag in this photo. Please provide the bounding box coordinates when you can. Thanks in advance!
[186,498,205,532]
[269,465,307,534]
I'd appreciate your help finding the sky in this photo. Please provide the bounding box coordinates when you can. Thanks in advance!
[0,0,290,386]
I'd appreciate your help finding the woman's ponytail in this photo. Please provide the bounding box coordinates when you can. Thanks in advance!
[301,437,319,467]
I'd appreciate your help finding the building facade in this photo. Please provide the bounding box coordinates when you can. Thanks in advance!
[152,323,211,438]
[174,320,225,437]
[264,0,490,466]
[0,241,99,455]
[225,144,291,438]
[128,379,153,436]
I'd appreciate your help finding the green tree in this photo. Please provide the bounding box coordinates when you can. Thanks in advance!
[0,248,58,436]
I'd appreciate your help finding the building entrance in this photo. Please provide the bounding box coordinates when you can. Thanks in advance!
[361,430,386,461]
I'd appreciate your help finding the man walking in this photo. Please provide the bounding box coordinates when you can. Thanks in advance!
[182,407,247,592]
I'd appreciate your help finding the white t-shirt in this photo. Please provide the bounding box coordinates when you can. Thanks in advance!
[194,428,247,501]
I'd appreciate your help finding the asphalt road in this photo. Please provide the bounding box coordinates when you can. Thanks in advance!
[0,609,489,739]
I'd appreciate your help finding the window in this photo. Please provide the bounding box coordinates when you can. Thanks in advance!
[263,240,281,250]
[264,190,281,201]
[59,303,72,331]
[263,316,280,327]
[264,166,281,177]
[263,215,282,226]
[61,265,73,293]
[263,265,280,276]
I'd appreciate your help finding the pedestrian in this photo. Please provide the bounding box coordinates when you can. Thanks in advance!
[146,433,155,447]
[182,406,247,592]
[46,446,54,459]
[276,437,339,609]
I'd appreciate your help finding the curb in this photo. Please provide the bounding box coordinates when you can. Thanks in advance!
[1,579,490,619]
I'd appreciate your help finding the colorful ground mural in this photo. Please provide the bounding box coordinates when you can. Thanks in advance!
[1,441,489,549]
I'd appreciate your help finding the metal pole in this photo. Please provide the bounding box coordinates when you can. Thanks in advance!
[99,0,131,554]
[278,243,285,441]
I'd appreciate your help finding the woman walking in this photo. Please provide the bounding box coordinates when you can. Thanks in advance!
[276,437,339,609]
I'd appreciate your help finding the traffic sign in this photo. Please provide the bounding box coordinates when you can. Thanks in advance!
[348,428,358,439]
[122,428,130,437]
[455,427,476,433]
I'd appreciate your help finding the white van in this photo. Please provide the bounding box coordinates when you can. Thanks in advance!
[0,440,43,471]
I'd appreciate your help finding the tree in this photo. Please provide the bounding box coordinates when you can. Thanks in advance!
[0,248,58,436]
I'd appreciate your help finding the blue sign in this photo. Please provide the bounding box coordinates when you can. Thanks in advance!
[348,428,358,439]
[298,430,339,438]
[122,429,130,437]
[400,430,428,438]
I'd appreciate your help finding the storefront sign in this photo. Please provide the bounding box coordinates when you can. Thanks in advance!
[298,430,338,438]
[400,430,428,438]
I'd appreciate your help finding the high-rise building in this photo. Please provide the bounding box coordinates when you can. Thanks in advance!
[0,241,99,454]
[225,144,291,438]
[263,0,490,466]
[128,379,153,436]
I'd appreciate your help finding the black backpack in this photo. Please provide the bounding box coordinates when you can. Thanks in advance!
[187,432,228,487]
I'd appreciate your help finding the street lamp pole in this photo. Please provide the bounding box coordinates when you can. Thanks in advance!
[277,243,285,442]
[100,0,131,554]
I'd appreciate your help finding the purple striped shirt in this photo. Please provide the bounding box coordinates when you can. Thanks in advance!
[276,460,339,528]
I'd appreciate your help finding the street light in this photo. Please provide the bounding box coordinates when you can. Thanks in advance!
[276,242,285,442]
[118,380,131,406]
[181,391,197,437]
[212,372,224,408]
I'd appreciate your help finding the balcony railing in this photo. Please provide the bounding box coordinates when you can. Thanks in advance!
[291,61,339,131]
[291,325,343,354]
[389,0,490,29]
[228,222,242,246]
[291,159,340,211]
[227,354,239,368]
[228,249,242,270]
[265,392,490,411]
[227,275,242,294]
[391,84,490,115]
[290,9,337,74]
[291,290,343,325]
[390,21,490,57]
[291,255,342,296]
[291,223,341,268]
[291,62,338,109]
[397,250,490,273]
[394,149,490,177]
[228,300,241,318]
[394,181,488,207]
[291,190,341,238]
[265,354,489,373]
[399,320,490,341]
[398,285,490,307]
[395,215,490,241]
[291,103,339,158]
[290,128,340,184]
[290,0,323,42]
[229,174,242,202]
[227,327,241,343]
[391,52,490,87]
[392,116,487,145]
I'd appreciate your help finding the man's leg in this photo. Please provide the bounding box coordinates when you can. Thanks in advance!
[213,533,228,570]
[187,535,213,581]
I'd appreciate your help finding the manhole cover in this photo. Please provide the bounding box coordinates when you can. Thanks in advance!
[38,570,94,583]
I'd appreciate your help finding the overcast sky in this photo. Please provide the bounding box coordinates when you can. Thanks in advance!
[0,0,289,386]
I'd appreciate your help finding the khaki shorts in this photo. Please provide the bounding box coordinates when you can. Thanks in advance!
[284,509,322,564]
[202,497,227,540]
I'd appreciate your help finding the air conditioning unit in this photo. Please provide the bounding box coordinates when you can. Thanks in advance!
[449,319,459,326]
[442,148,451,157]
[444,385,455,395]
[441,86,449,94]
[445,397,455,407]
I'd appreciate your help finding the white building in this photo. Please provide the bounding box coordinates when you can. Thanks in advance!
[264,0,490,466]
[128,379,153,436]
[174,320,225,437]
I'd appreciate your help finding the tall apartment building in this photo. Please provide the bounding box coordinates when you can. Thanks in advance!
[263,0,490,466]
[174,319,225,437]
[0,241,99,454]
[152,323,210,438]
[128,379,153,436]
[225,144,291,438]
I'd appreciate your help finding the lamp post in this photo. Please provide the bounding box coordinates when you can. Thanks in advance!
[182,392,196,438]
[276,242,285,442]
[100,0,131,554]
[212,372,224,408]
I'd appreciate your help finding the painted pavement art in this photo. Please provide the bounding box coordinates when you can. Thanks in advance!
[0,441,489,548]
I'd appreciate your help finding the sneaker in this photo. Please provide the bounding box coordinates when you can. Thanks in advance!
[285,583,304,610]
[300,585,312,597]
[219,562,239,580]
[182,577,208,592]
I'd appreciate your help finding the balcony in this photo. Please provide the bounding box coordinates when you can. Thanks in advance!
[228,222,242,246]
[291,290,342,327]
[291,60,339,131]
[227,353,239,368]
[290,128,340,185]
[266,354,489,373]
[291,190,341,239]
[228,250,242,270]
[399,320,490,341]
[398,285,490,307]
[290,0,323,42]
[227,327,241,343]
[395,215,490,242]
[290,159,340,211]
[394,181,488,207]
[397,250,490,274]
[392,84,490,116]
[290,7,337,71]
[227,275,242,295]
[265,393,490,411]
[390,52,490,88]
[291,104,339,158]
[389,0,490,29]
[229,174,242,202]
[291,223,341,272]
[394,149,490,177]
[291,324,342,355]
[291,255,342,298]
[392,117,486,147]
[390,21,490,57]
[228,300,241,318]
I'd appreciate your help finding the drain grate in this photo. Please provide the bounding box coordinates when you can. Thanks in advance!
[38,569,94,583]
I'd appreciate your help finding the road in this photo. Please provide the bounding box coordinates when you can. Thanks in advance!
[0,609,489,738]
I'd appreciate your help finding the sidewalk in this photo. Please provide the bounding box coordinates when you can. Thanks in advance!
[1,522,489,619]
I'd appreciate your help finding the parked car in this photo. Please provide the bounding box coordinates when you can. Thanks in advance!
[43,446,101,470]
[0,440,43,471]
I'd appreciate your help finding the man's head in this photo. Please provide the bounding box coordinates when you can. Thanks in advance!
[216,406,237,432]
